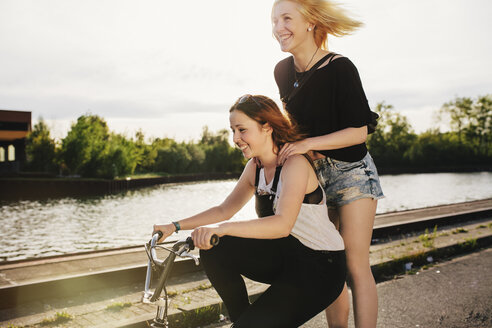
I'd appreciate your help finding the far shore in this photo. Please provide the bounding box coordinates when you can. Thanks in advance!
[1,166,490,201]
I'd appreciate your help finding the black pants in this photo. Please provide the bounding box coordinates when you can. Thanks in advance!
[200,235,346,328]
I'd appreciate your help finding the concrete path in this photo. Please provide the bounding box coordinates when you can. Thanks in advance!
[299,247,492,328]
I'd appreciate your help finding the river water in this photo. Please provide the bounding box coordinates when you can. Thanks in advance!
[1,172,491,261]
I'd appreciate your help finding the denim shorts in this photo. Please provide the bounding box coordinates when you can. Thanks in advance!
[313,152,384,209]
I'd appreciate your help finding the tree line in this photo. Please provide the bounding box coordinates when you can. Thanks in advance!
[25,118,245,179]
[25,94,491,179]
[368,94,491,171]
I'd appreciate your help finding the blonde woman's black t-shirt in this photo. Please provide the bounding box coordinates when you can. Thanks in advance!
[274,56,372,162]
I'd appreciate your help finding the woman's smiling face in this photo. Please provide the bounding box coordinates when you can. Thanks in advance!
[272,1,311,53]
[230,110,271,159]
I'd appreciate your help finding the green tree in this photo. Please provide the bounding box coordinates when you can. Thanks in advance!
[60,114,139,178]
[25,118,58,172]
[439,95,491,156]
[102,133,140,178]
[61,114,109,177]
[367,102,417,167]
[468,95,491,157]
[406,131,475,167]
[200,126,228,146]
[133,130,158,173]
[439,96,472,143]
[154,143,191,174]
[185,143,206,173]
[199,127,245,172]
[149,138,176,173]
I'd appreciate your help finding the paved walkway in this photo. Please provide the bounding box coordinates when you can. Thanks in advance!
[298,247,492,328]
[0,203,491,327]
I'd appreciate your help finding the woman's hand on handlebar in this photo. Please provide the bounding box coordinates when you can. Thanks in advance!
[153,224,175,243]
[191,226,222,250]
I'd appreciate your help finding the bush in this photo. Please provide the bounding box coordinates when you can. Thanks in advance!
[60,114,139,178]
[25,119,58,172]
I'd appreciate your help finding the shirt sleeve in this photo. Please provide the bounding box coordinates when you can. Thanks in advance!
[274,56,294,102]
[334,58,372,129]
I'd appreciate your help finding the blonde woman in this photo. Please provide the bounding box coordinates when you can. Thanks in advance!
[271,1,384,327]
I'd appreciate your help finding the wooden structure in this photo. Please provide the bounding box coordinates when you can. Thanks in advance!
[0,109,31,172]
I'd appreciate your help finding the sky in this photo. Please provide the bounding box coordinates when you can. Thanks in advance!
[1,0,491,142]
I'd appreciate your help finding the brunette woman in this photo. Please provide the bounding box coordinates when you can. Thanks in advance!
[271,1,384,327]
[153,95,346,327]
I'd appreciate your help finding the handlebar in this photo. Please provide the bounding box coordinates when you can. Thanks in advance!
[186,234,220,250]
[143,232,219,303]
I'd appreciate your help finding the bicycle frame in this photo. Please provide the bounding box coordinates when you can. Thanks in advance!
[143,232,218,328]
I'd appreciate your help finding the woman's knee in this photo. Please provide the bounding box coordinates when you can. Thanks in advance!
[199,240,229,271]
[344,248,370,270]
[345,265,375,290]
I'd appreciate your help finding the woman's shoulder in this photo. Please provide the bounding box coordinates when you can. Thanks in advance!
[275,55,293,68]
[274,56,294,91]
[274,56,293,76]
[318,54,356,71]
[327,56,362,78]
[238,159,258,184]
[244,158,257,173]
[317,55,362,85]
[280,155,317,191]
[282,154,311,173]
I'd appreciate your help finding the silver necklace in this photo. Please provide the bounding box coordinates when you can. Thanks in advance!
[293,47,319,88]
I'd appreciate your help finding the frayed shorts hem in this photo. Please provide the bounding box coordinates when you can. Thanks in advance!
[326,194,385,210]
[314,152,384,210]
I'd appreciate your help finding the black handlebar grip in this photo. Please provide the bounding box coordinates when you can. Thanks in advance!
[210,234,220,246]
[186,234,220,250]
[155,231,163,241]
[186,236,195,250]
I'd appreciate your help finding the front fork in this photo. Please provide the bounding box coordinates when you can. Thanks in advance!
[144,237,202,328]
[151,301,168,328]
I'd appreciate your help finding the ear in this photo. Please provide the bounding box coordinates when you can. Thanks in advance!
[262,123,273,134]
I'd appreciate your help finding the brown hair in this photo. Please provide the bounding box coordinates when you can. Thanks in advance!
[274,0,363,49]
[230,95,305,153]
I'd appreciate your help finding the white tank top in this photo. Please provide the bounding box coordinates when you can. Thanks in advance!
[257,168,344,251]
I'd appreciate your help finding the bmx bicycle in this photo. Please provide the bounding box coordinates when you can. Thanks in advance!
[143,231,219,328]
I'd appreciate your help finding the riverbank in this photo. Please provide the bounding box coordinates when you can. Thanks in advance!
[0,172,241,201]
[377,165,492,175]
[1,166,491,201]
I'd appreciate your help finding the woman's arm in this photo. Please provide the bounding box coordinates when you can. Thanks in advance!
[153,159,256,242]
[192,155,312,249]
[277,126,367,164]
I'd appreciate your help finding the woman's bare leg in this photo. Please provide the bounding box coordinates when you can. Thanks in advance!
[339,198,378,328]
[325,209,350,328]
[325,199,378,327]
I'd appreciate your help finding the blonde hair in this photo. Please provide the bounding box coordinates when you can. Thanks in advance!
[274,0,363,49]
